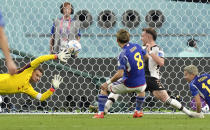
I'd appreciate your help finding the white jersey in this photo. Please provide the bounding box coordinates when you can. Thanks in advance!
[144,45,164,79]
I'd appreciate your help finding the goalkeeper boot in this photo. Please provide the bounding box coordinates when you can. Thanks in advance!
[93,112,104,118]
[89,105,98,113]
[133,111,144,118]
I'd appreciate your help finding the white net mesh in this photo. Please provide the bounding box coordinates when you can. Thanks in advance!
[0,0,209,113]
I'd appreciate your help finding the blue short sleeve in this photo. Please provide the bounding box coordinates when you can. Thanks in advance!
[0,11,5,27]
[190,83,199,97]
[158,48,164,57]
[142,48,146,56]
[118,52,127,70]
[78,29,81,37]
[50,23,55,35]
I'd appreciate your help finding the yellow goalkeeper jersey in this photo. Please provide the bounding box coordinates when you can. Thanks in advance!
[0,54,57,101]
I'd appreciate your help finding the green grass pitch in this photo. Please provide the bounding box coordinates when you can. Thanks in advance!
[0,114,209,130]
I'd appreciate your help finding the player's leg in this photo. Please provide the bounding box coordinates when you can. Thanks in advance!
[152,90,192,116]
[93,80,126,118]
[146,77,193,117]
[93,86,109,118]
[132,84,146,118]
[89,93,120,114]
[104,93,120,114]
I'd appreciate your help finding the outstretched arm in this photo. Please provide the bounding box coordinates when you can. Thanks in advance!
[30,54,57,68]
[26,75,63,101]
[30,50,71,68]
[25,85,55,102]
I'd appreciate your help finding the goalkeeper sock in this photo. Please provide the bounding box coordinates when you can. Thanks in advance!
[166,98,191,115]
[98,94,108,113]
[135,96,145,111]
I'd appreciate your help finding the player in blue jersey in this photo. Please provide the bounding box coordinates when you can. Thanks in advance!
[90,28,200,118]
[93,29,149,118]
[184,65,209,118]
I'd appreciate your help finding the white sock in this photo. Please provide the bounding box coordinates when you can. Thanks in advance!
[104,93,120,113]
[105,100,113,113]
[166,98,191,115]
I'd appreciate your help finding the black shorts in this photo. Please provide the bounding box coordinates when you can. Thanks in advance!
[145,77,165,92]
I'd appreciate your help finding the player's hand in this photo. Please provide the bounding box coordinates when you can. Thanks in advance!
[52,74,63,89]
[101,82,108,91]
[57,50,71,62]
[6,59,17,75]
[146,44,151,53]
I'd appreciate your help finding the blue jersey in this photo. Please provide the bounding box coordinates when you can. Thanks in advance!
[0,10,5,27]
[118,43,146,88]
[189,73,210,106]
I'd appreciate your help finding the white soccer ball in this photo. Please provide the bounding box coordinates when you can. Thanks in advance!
[202,104,209,113]
[66,40,81,55]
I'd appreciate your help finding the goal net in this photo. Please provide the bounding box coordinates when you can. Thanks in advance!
[0,0,209,113]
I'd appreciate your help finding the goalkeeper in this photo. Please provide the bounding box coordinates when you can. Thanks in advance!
[0,50,71,101]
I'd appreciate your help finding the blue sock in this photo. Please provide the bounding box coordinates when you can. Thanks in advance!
[136,96,145,111]
[98,94,108,112]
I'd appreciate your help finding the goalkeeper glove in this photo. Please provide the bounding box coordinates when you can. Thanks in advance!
[52,74,63,89]
[57,50,71,62]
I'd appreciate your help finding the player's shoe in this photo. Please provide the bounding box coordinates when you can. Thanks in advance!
[133,111,144,118]
[89,105,98,113]
[93,112,104,118]
[189,112,204,118]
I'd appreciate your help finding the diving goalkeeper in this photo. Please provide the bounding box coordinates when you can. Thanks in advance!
[0,50,71,101]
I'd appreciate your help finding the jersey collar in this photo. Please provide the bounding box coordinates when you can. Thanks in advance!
[191,75,198,84]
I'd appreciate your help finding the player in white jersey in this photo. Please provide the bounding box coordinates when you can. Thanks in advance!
[90,28,200,118]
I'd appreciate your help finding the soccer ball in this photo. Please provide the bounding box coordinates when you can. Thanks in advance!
[202,104,209,113]
[66,40,81,55]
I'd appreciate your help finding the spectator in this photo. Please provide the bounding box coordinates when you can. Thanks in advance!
[0,10,17,74]
[178,38,204,57]
[50,2,81,54]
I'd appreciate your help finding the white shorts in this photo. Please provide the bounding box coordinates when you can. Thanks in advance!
[108,79,146,94]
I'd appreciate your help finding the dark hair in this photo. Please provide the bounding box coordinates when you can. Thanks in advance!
[35,66,44,74]
[187,38,197,47]
[142,27,157,41]
[116,29,130,44]
[60,2,74,14]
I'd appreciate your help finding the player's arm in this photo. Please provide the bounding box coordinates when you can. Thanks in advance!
[103,53,126,87]
[30,50,71,68]
[189,83,202,113]
[109,69,124,83]
[76,21,81,42]
[0,26,17,74]
[30,55,57,68]
[50,35,55,54]
[194,94,202,113]
[50,22,55,54]
[26,75,63,101]
[146,44,164,66]
[76,29,81,42]
[149,53,164,66]
[25,85,54,101]
[141,46,149,60]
